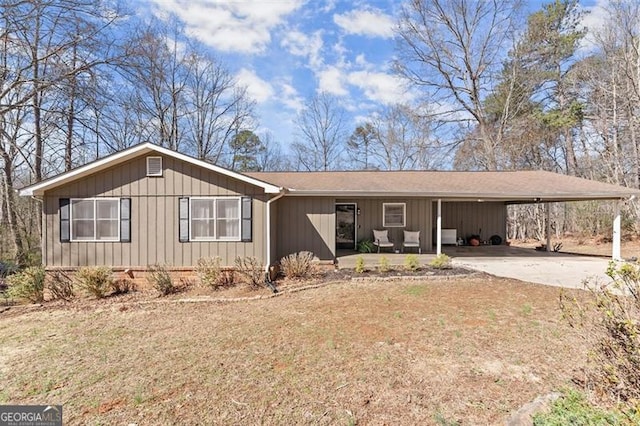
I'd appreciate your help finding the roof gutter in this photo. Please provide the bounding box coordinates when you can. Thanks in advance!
[265,188,287,275]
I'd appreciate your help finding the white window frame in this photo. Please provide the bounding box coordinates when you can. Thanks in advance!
[146,156,163,176]
[189,197,241,242]
[383,202,406,227]
[70,198,120,242]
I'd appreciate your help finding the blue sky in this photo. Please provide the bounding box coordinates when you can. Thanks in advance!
[139,0,607,150]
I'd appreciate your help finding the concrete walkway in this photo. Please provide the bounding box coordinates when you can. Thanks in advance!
[446,246,612,289]
[336,246,613,289]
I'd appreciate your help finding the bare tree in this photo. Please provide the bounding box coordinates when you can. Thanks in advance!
[370,104,439,170]
[292,92,346,171]
[395,0,522,170]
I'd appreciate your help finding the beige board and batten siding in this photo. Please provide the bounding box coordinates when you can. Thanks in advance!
[337,198,433,252]
[275,197,336,261]
[434,201,507,243]
[43,154,268,268]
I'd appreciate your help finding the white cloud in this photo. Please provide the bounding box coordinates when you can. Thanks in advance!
[333,7,395,38]
[236,68,274,103]
[580,0,612,50]
[346,71,413,105]
[281,30,324,69]
[149,0,303,53]
[278,82,305,112]
[317,66,349,96]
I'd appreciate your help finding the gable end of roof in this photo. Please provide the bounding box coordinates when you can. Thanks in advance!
[19,143,283,196]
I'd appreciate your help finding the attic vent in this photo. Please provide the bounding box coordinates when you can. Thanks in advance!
[147,156,162,177]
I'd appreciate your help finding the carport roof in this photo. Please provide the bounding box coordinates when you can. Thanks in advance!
[247,170,640,202]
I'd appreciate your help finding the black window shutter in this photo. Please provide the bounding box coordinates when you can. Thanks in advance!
[241,197,252,242]
[120,198,131,242]
[59,198,70,242]
[179,197,189,242]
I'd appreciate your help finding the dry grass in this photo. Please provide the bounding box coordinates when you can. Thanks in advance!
[0,276,587,425]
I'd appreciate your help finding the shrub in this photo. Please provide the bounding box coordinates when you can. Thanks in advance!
[110,278,135,295]
[217,270,236,288]
[147,264,174,295]
[234,256,264,289]
[47,271,75,301]
[378,256,390,273]
[560,261,640,403]
[196,257,235,290]
[75,266,113,299]
[429,254,452,270]
[6,266,45,303]
[404,254,420,271]
[196,257,222,286]
[354,255,366,273]
[280,251,315,279]
[0,261,18,278]
[357,239,374,253]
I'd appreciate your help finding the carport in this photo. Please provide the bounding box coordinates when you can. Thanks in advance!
[431,171,640,261]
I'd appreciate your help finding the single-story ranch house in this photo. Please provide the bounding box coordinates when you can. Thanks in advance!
[19,143,640,272]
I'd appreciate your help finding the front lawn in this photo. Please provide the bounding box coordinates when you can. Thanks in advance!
[0,276,585,424]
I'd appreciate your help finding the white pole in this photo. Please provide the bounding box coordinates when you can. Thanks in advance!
[436,199,442,256]
[612,200,621,261]
[546,203,551,252]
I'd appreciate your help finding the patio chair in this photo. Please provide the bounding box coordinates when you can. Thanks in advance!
[372,229,394,253]
[402,230,421,254]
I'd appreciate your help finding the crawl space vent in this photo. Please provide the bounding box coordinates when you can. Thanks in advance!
[146,156,163,176]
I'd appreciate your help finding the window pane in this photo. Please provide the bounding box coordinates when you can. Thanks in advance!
[384,204,405,227]
[96,200,118,219]
[217,219,239,238]
[73,219,95,240]
[191,219,215,239]
[217,199,239,219]
[191,199,214,219]
[97,220,118,240]
[72,200,94,220]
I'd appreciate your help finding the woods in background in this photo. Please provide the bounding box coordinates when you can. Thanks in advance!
[1,0,639,263]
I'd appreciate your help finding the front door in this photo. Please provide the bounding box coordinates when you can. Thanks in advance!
[336,204,357,250]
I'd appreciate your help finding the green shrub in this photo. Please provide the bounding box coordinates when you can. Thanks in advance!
[234,256,264,289]
[404,254,420,271]
[354,255,366,273]
[357,239,374,253]
[378,256,390,273]
[561,261,640,403]
[429,254,452,270]
[6,266,45,303]
[147,264,174,295]
[280,251,315,279]
[533,388,627,425]
[75,266,113,298]
[47,271,75,301]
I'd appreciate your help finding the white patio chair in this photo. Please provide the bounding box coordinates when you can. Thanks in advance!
[373,229,394,253]
[402,230,421,254]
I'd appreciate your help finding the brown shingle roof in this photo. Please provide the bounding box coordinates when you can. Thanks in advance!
[247,170,640,202]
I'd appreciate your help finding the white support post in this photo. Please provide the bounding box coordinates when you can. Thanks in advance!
[546,202,551,253]
[436,199,442,256]
[613,200,621,261]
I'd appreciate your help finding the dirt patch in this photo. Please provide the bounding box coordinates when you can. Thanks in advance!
[0,275,587,424]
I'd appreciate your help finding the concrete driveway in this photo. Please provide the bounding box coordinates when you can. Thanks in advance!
[447,246,612,290]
